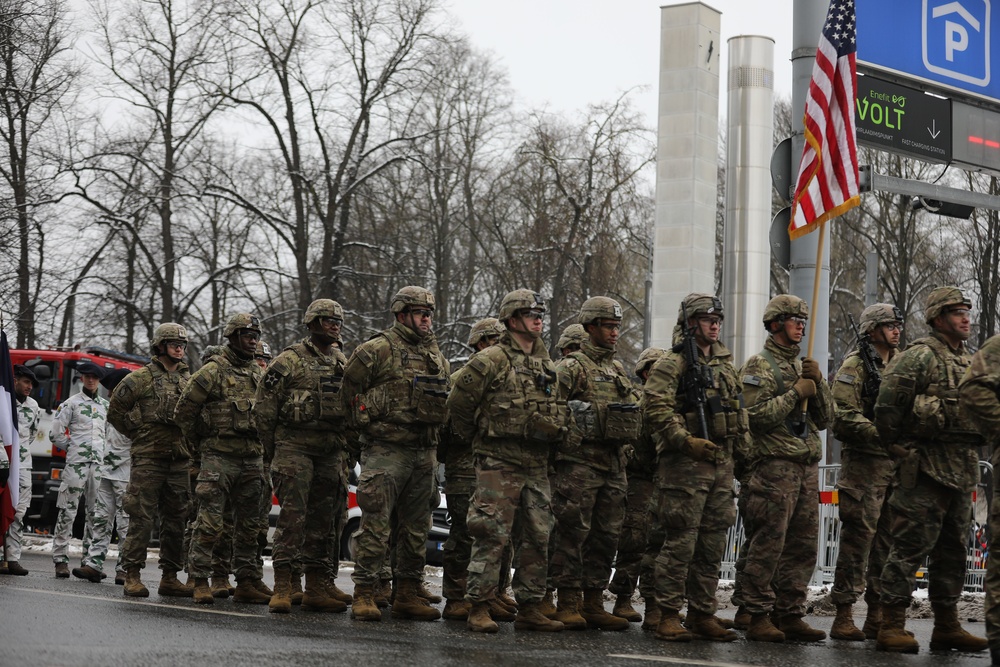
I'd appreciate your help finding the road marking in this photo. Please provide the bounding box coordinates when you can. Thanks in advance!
[608,655,762,667]
[6,586,262,618]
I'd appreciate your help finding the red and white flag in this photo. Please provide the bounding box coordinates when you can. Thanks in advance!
[0,330,20,539]
[789,0,861,239]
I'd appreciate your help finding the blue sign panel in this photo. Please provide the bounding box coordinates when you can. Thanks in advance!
[857,0,998,103]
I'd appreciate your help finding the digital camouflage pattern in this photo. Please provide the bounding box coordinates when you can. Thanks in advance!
[875,329,982,607]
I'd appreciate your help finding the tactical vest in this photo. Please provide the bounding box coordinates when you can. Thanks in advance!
[476,346,564,443]
[137,363,188,426]
[676,357,748,445]
[278,342,347,429]
[565,350,642,442]
[202,355,261,438]
[363,329,449,426]
[904,336,983,445]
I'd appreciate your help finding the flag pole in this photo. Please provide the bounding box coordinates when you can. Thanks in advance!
[805,220,825,359]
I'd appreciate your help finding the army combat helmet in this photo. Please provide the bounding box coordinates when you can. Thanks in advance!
[303,298,344,326]
[634,347,666,379]
[223,313,262,338]
[762,294,809,328]
[390,286,435,314]
[557,323,587,350]
[150,322,188,355]
[677,293,724,324]
[254,340,273,360]
[498,289,545,322]
[468,318,504,347]
[579,296,623,325]
[859,303,904,334]
[924,286,971,324]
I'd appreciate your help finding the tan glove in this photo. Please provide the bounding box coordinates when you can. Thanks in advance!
[793,378,817,399]
[681,435,718,462]
[801,357,823,382]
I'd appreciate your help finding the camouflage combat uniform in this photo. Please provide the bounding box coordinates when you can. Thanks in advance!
[5,392,40,564]
[50,389,109,566]
[175,345,265,582]
[739,336,833,618]
[110,357,191,574]
[80,425,131,574]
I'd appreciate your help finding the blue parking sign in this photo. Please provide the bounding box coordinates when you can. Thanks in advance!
[923,0,990,86]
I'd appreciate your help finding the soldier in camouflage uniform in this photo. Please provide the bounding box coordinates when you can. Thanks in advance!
[549,296,641,632]
[447,289,566,633]
[557,323,586,357]
[874,287,987,653]
[739,294,833,642]
[50,360,109,579]
[958,333,1000,666]
[110,324,193,597]
[2,365,41,576]
[175,313,271,605]
[643,294,744,642]
[74,369,134,585]
[343,286,450,622]
[439,317,506,621]
[255,299,351,614]
[829,304,903,641]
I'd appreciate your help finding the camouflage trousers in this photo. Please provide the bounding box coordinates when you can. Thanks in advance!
[120,458,190,572]
[608,474,656,598]
[271,447,346,573]
[466,455,552,604]
[638,493,666,601]
[549,460,627,590]
[741,458,819,616]
[444,486,514,601]
[352,443,435,586]
[188,452,264,580]
[52,462,100,564]
[986,460,1000,647]
[4,465,31,561]
[730,469,754,609]
[879,471,971,607]
[831,450,894,605]
[653,454,736,613]
[81,477,129,573]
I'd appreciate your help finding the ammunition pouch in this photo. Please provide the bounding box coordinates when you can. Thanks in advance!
[567,400,596,438]
[412,375,449,424]
[604,403,642,441]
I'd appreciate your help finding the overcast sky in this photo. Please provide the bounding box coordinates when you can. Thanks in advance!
[445,0,796,126]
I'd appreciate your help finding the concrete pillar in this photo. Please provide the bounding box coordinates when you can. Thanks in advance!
[651,2,722,348]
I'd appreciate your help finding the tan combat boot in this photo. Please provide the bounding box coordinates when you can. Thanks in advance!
[350,584,382,621]
[390,579,441,621]
[323,577,354,605]
[210,576,231,598]
[301,571,347,613]
[192,578,214,605]
[233,578,271,604]
[514,600,565,632]
[553,588,587,630]
[581,589,629,631]
[251,579,273,596]
[157,570,193,597]
[467,601,499,633]
[641,598,661,631]
[830,603,865,641]
[442,599,471,620]
[686,608,738,642]
[538,589,557,619]
[488,598,517,622]
[496,590,518,614]
[123,567,150,598]
[779,614,827,642]
[876,603,919,653]
[929,603,989,652]
[418,580,443,604]
[733,605,751,630]
[613,594,642,622]
[862,600,882,639]
[290,573,303,605]
[269,567,293,614]
[373,579,391,609]
[655,608,693,642]
[747,613,785,642]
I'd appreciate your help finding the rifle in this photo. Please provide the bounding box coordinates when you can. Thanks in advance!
[848,313,883,407]
[673,304,721,439]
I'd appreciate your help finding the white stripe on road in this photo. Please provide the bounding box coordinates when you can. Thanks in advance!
[7,586,263,617]
[608,655,762,667]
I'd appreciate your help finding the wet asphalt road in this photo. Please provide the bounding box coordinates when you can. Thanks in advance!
[2,551,995,667]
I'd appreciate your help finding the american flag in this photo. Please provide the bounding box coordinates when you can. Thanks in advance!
[789,0,860,239]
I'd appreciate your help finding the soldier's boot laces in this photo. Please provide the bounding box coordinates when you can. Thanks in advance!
[323,578,353,605]
[862,600,882,639]
[496,590,519,614]
[54,562,70,578]
[301,571,347,613]
[467,601,499,633]
[553,588,587,630]
[929,603,988,652]
[733,605,751,630]
[290,573,303,605]
[686,608,738,642]
[373,579,391,609]
[654,608,693,642]
[210,576,231,599]
[538,590,558,619]
[123,567,149,598]
[442,599,471,620]
[269,567,293,614]
[488,598,517,622]
[233,578,271,604]
[641,598,661,631]
[581,589,629,631]
[192,578,214,605]
[72,564,103,583]
[350,584,382,622]
[779,615,827,642]
[158,570,194,598]
[746,613,785,642]
[391,579,441,621]
[830,603,866,641]
[514,600,565,632]
[613,594,643,622]
[876,603,919,653]
[417,580,442,604]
